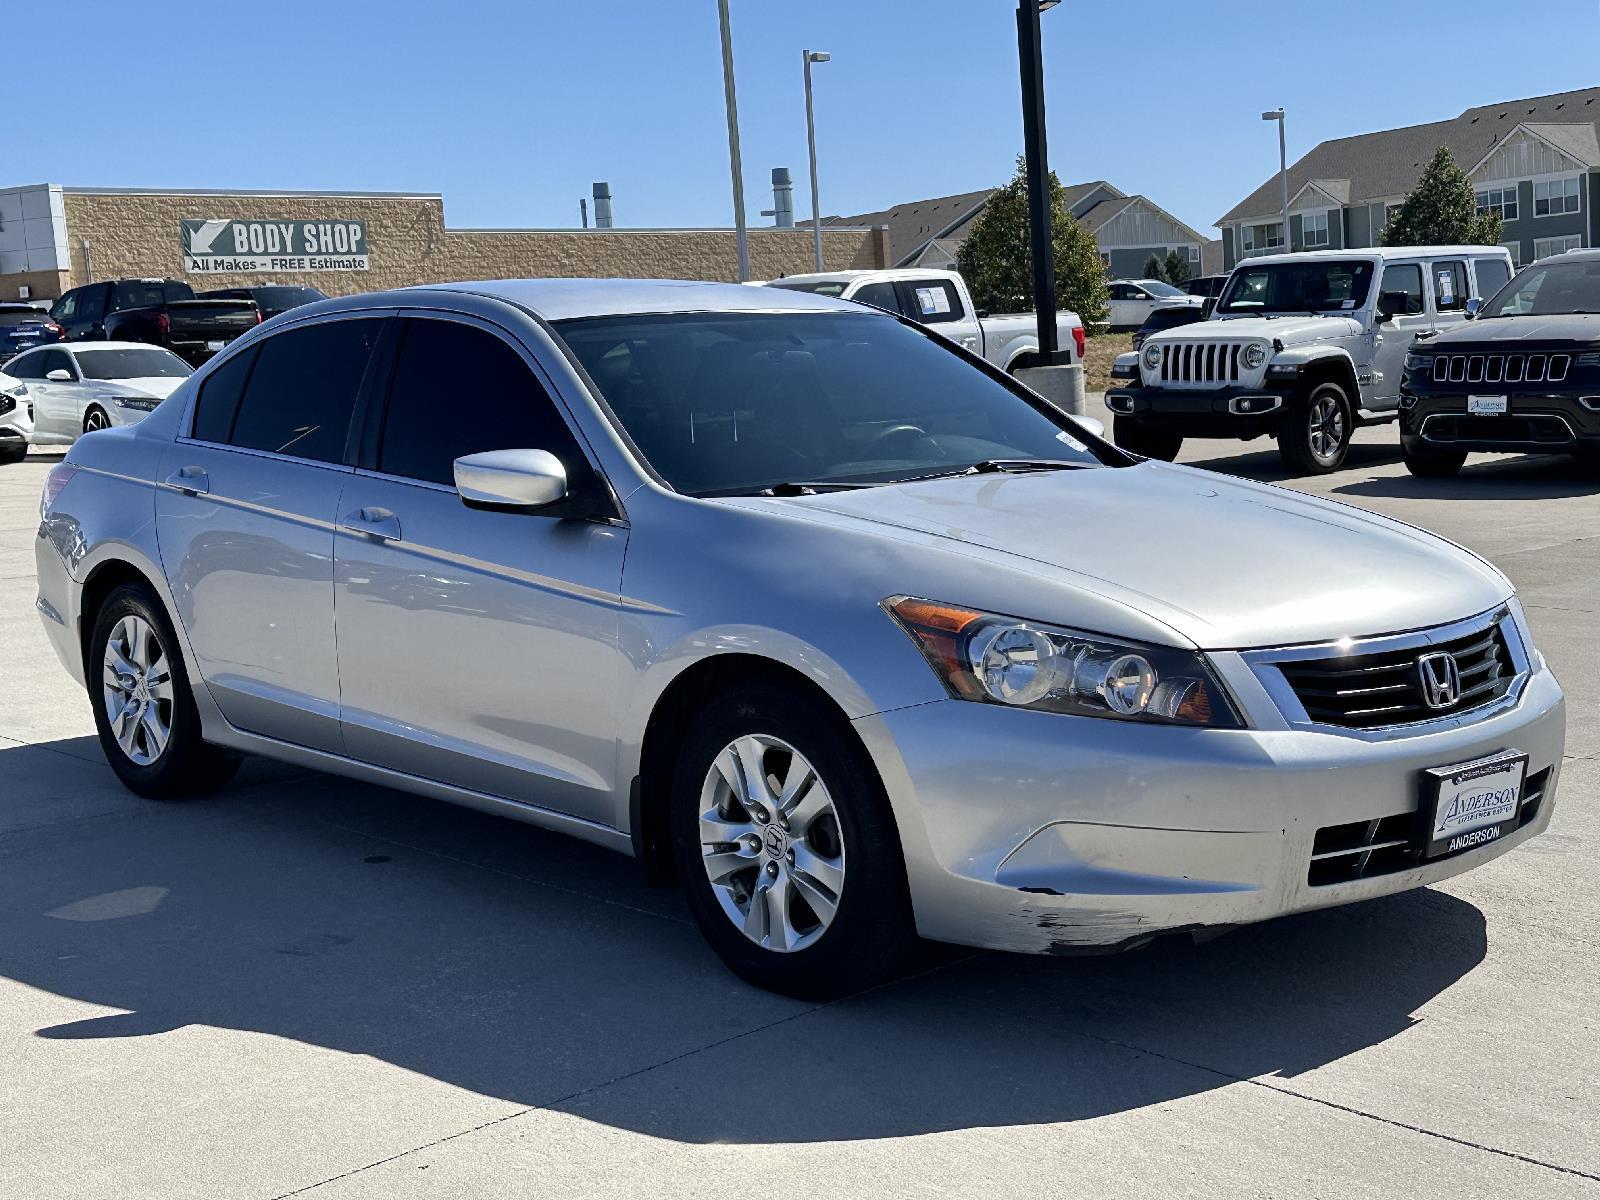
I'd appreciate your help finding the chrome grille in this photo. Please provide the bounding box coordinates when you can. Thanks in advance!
[1430,352,1569,385]
[1155,341,1244,385]
[1275,616,1514,730]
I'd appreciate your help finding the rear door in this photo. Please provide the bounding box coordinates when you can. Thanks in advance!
[333,311,629,824]
[1428,258,1473,337]
[155,314,388,752]
[896,277,981,353]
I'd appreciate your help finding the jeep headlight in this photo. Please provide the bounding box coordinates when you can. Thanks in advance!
[884,597,1242,727]
[1242,343,1267,370]
[1141,343,1163,371]
[1404,352,1432,373]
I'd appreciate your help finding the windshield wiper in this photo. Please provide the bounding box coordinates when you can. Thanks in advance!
[751,481,877,497]
[888,459,1091,484]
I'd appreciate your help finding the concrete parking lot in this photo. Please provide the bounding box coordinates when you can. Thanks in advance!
[1,407,1596,1199]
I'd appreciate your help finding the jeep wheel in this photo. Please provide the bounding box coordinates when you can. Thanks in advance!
[1279,382,1351,473]
[1114,416,1182,462]
[1401,435,1467,478]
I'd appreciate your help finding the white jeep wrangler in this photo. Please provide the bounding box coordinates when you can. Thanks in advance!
[1106,246,1514,472]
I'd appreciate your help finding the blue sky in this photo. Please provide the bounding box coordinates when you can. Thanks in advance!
[8,1,1600,238]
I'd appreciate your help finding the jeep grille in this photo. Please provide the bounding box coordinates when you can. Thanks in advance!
[1148,341,1247,387]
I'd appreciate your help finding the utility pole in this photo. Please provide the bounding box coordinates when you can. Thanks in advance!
[803,50,831,271]
[717,0,750,281]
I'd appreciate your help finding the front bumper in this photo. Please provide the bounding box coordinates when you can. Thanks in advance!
[1104,382,1294,437]
[0,393,33,448]
[1400,388,1600,453]
[854,662,1564,955]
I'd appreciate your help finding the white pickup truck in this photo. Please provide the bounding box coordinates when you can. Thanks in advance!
[767,268,1084,371]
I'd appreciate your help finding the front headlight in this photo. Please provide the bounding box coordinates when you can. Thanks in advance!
[884,596,1242,727]
[1141,343,1163,371]
[1242,343,1267,370]
[1404,352,1432,373]
[112,394,161,412]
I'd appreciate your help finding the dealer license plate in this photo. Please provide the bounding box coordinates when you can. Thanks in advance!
[1421,750,1526,858]
[206,340,225,352]
[1468,395,1508,415]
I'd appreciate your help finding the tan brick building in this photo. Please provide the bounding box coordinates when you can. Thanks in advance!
[0,184,889,303]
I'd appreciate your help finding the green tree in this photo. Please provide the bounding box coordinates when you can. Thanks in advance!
[1162,249,1191,283]
[1142,253,1169,283]
[956,156,1109,328]
[1382,147,1502,247]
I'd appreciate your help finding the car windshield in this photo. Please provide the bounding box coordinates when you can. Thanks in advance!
[767,280,848,297]
[75,348,193,380]
[1482,258,1600,317]
[557,311,1112,496]
[1217,260,1375,315]
[251,286,325,314]
[1141,280,1185,297]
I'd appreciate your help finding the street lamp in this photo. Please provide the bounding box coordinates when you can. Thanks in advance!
[1262,108,1289,252]
[1017,0,1063,363]
[803,49,831,272]
[717,0,750,281]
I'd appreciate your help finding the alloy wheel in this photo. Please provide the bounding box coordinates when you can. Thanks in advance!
[1308,391,1346,464]
[101,614,173,766]
[84,409,109,433]
[698,734,846,953]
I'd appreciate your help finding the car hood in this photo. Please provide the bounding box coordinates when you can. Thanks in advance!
[1197,314,1363,345]
[1435,313,1600,347]
[85,377,186,400]
[768,464,1510,649]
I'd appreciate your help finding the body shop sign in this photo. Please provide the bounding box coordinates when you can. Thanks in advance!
[182,219,368,273]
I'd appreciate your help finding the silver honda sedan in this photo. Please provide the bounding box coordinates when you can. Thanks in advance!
[35,280,1566,998]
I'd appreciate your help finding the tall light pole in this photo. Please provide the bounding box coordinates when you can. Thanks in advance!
[717,0,750,281]
[803,49,831,272]
[1017,0,1063,362]
[1262,108,1289,251]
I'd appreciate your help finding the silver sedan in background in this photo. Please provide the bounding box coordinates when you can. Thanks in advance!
[4,342,190,446]
[34,280,1565,998]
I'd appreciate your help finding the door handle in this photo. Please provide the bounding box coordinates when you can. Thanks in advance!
[340,507,402,542]
[163,465,209,495]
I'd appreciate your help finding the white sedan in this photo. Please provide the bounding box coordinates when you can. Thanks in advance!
[1107,279,1205,331]
[2,342,192,447]
[0,367,31,462]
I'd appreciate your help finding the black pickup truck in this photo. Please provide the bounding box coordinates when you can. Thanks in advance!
[50,278,261,364]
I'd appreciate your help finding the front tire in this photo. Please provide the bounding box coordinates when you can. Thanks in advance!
[1113,416,1182,461]
[83,407,110,435]
[88,583,239,799]
[1401,435,1467,478]
[1278,381,1352,473]
[0,442,25,464]
[669,684,916,999]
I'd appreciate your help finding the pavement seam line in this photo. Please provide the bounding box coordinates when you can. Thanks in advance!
[950,991,1600,1185]
[268,953,982,1198]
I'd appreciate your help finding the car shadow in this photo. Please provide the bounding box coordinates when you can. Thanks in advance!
[1178,439,1403,483]
[1,737,1488,1143]
[1331,453,1600,501]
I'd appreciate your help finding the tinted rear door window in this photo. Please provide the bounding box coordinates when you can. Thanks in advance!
[377,318,587,488]
[902,279,965,324]
[5,352,45,379]
[190,346,258,443]
[228,320,382,462]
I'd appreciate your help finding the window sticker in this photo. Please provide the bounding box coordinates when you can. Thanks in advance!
[915,286,951,315]
[1437,269,1455,306]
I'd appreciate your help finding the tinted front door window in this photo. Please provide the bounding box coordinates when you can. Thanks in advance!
[228,320,381,462]
[77,285,108,325]
[378,318,586,487]
[190,345,259,443]
[1378,265,1425,317]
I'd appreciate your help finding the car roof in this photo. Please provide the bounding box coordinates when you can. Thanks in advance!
[765,268,958,286]
[1238,246,1511,268]
[393,277,864,321]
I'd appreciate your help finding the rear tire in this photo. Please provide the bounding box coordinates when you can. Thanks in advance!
[88,582,240,799]
[1278,381,1352,473]
[1401,436,1467,478]
[1113,416,1182,461]
[669,683,916,999]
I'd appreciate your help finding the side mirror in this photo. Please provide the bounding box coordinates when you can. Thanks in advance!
[976,309,989,320]
[45,368,73,382]
[1373,309,1394,326]
[1464,297,1483,319]
[453,449,568,510]
[1069,414,1106,440]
